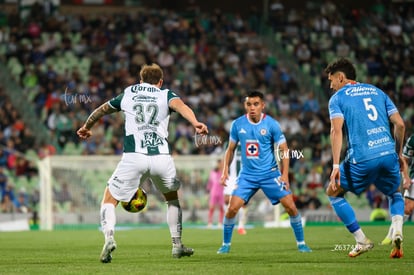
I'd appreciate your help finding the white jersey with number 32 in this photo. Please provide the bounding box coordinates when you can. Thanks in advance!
[108,82,179,155]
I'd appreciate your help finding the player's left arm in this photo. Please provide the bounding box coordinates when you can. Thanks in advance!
[77,102,118,139]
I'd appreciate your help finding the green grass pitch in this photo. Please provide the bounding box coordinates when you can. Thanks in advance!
[0,224,413,274]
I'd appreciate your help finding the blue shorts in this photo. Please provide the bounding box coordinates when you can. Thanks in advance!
[232,170,291,205]
[340,153,400,196]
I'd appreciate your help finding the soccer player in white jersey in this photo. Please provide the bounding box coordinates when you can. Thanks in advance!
[325,58,407,258]
[224,144,248,235]
[217,91,312,254]
[77,63,208,263]
[382,133,414,245]
[401,134,414,217]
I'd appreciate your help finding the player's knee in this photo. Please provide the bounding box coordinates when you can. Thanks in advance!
[166,199,180,208]
[226,205,240,218]
[286,207,298,216]
[326,186,337,197]
[326,185,345,197]
[163,191,178,201]
[283,202,298,216]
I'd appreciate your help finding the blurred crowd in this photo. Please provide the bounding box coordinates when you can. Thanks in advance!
[1,0,414,214]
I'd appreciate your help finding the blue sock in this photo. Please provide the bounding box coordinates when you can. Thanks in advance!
[388,192,404,217]
[290,214,304,243]
[329,197,360,233]
[223,216,236,244]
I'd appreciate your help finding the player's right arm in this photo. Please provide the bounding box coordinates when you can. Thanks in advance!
[329,116,344,191]
[77,102,118,139]
[389,112,406,159]
[389,112,408,188]
[220,141,237,187]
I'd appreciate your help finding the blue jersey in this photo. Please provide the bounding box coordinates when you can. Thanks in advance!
[329,82,398,163]
[229,114,286,176]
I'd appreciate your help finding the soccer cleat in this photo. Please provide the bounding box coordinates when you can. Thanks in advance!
[217,244,231,254]
[172,245,194,258]
[348,238,374,257]
[237,228,247,235]
[100,237,117,263]
[380,237,392,246]
[390,234,403,258]
[297,244,312,252]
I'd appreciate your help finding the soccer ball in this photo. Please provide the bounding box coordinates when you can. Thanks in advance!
[121,188,147,213]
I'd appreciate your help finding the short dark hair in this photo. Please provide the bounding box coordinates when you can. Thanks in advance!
[245,90,264,101]
[324,58,356,80]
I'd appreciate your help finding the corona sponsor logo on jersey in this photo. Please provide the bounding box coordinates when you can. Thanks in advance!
[131,85,160,93]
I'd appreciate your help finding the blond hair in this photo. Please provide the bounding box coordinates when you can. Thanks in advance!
[139,63,163,85]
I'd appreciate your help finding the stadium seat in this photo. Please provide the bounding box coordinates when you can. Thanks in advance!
[64,50,78,69]
[275,32,282,43]
[69,32,81,45]
[285,44,294,55]
[53,32,63,46]
[7,57,23,81]
[301,63,311,74]
[396,75,404,91]
[309,32,318,44]
[0,44,6,58]
[25,149,39,162]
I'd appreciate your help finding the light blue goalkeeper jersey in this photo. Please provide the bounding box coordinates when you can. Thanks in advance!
[328,82,398,163]
[229,114,286,176]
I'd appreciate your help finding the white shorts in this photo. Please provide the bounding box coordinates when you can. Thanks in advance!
[404,179,414,200]
[224,176,237,196]
[108,153,179,202]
